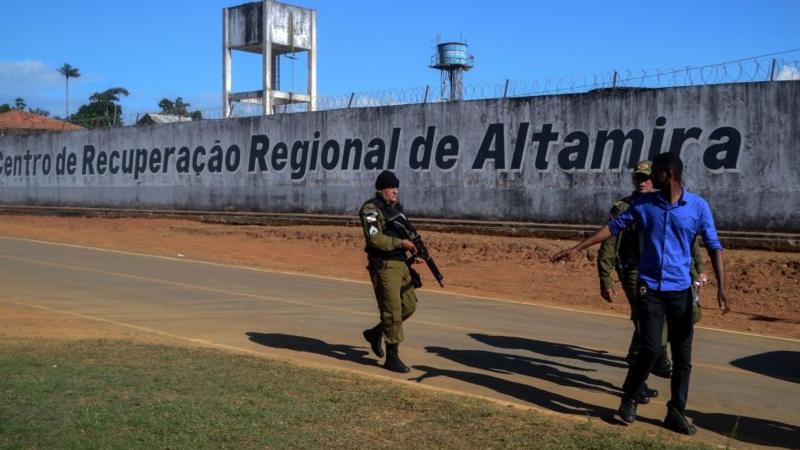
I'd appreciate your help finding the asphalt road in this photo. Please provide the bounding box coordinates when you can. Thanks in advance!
[1,236,798,449]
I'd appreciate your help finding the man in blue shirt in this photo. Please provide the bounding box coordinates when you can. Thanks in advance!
[552,152,730,435]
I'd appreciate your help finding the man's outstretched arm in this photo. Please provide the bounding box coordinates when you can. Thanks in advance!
[551,225,613,263]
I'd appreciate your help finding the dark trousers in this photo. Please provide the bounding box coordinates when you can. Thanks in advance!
[622,286,694,410]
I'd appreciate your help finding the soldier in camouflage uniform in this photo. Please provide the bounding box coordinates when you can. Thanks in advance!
[360,170,420,373]
[598,161,706,395]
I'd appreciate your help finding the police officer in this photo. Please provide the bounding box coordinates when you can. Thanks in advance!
[360,170,419,373]
[597,161,705,387]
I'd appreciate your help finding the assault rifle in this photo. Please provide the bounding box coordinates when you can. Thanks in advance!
[384,208,444,288]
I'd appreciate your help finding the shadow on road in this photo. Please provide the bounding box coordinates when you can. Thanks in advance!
[729,351,800,384]
[686,410,800,449]
[409,364,655,427]
[469,334,628,369]
[246,332,379,367]
[748,314,800,325]
[424,346,620,395]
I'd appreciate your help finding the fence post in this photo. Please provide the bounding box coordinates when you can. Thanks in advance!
[503,79,510,98]
[347,92,355,108]
[612,71,618,90]
[423,85,430,104]
[769,58,777,81]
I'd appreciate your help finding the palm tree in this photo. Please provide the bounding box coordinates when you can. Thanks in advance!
[57,63,81,119]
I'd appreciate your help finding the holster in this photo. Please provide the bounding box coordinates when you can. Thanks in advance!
[366,257,384,275]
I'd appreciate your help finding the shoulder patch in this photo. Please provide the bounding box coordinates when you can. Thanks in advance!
[361,204,379,215]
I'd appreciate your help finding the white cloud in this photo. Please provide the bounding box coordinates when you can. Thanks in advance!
[0,60,64,97]
[775,65,800,81]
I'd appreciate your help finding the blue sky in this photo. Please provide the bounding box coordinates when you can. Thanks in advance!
[1,0,798,120]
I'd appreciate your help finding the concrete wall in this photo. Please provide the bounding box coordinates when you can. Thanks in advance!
[1,81,798,231]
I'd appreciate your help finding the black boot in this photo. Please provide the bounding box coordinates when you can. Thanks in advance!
[643,383,659,399]
[618,396,637,423]
[652,346,673,378]
[664,402,697,435]
[362,325,384,358]
[384,343,410,373]
[635,383,659,404]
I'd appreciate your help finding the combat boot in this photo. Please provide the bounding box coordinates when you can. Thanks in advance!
[635,383,659,404]
[643,383,659,399]
[664,401,697,435]
[362,325,384,358]
[652,346,673,378]
[618,396,637,423]
[384,343,410,373]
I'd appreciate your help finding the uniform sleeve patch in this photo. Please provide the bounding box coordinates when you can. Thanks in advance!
[368,226,379,236]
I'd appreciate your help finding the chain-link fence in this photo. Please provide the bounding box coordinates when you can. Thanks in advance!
[123,49,800,124]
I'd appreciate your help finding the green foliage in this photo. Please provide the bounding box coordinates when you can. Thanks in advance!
[0,99,49,116]
[28,107,51,117]
[71,87,130,128]
[57,63,81,118]
[158,96,203,120]
[57,63,81,80]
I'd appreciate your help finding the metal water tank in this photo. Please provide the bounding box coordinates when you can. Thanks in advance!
[436,42,470,66]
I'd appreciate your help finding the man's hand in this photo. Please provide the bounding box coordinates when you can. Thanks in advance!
[401,239,417,254]
[551,247,578,263]
[551,226,612,264]
[601,287,617,303]
[717,288,730,314]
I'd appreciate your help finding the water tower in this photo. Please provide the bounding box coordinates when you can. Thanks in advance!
[222,0,317,116]
[429,40,474,101]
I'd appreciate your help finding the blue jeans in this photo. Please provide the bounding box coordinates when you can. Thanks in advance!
[622,286,694,410]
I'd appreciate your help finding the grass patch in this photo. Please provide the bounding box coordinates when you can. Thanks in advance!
[0,338,709,449]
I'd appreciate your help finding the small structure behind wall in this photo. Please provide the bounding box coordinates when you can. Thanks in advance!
[223,0,317,117]
[135,113,193,126]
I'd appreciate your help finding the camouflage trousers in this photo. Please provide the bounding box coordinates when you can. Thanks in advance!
[369,260,418,344]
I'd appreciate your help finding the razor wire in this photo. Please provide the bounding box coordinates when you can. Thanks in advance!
[117,49,800,125]
[222,50,800,118]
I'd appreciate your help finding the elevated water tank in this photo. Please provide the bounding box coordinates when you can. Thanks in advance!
[429,40,474,101]
[434,42,473,67]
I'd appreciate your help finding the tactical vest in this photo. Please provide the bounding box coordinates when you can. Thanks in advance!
[615,194,642,267]
[364,195,406,261]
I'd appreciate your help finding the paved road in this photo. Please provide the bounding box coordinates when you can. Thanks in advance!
[1,236,798,449]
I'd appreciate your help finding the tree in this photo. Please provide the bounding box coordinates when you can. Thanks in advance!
[57,63,81,119]
[0,97,50,116]
[28,107,51,117]
[71,87,129,128]
[158,96,202,120]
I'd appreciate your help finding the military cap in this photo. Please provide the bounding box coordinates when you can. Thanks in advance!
[634,160,652,175]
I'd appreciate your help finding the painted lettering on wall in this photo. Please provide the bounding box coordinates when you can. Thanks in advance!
[0,117,741,181]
